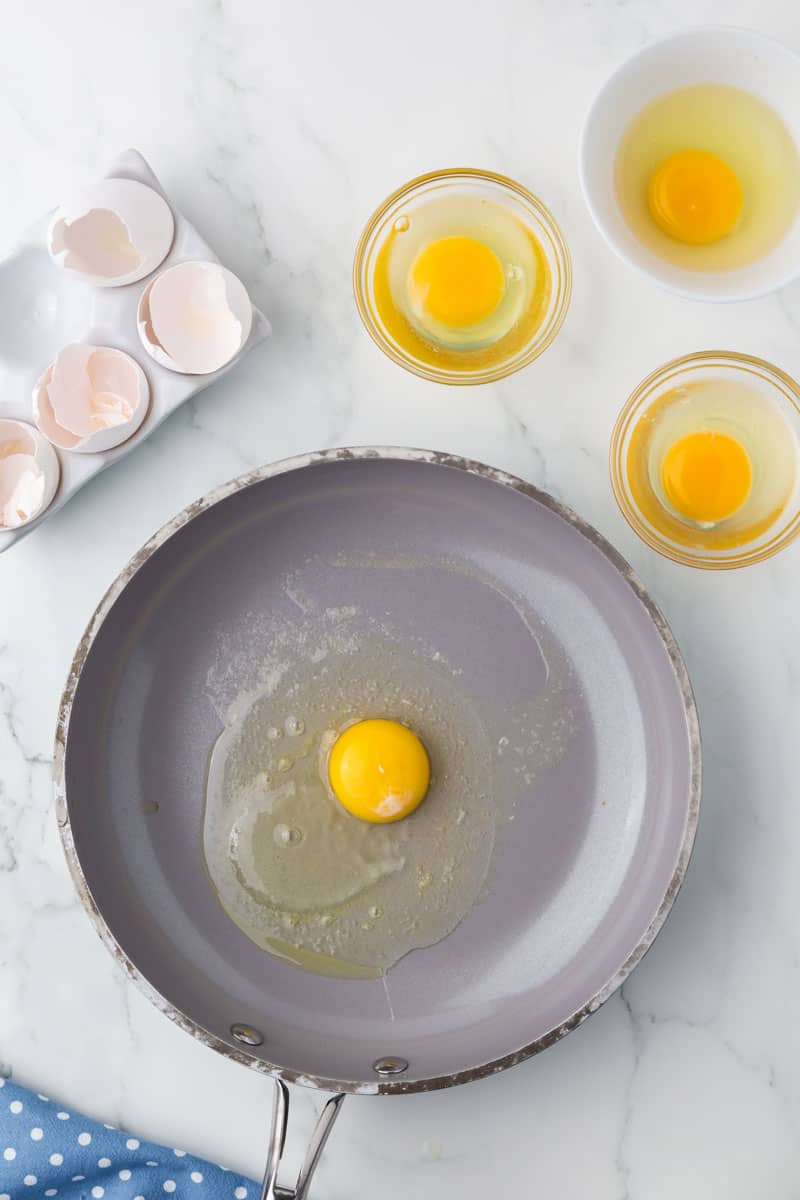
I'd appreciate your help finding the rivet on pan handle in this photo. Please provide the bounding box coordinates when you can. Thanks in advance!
[260,1078,345,1200]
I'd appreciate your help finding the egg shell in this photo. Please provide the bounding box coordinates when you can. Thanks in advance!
[137,260,254,375]
[0,147,271,555]
[48,178,175,288]
[0,418,60,528]
[33,344,150,454]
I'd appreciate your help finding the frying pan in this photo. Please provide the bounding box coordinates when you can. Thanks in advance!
[56,448,700,1199]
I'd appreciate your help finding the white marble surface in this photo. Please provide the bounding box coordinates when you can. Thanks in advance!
[2,1,800,1196]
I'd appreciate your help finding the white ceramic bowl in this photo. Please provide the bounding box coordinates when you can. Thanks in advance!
[579,27,800,301]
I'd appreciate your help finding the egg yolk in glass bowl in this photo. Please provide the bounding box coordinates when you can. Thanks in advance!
[407,235,506,329]
[625,375,798,548]
[370,190,552,371]
[660,429,753,524]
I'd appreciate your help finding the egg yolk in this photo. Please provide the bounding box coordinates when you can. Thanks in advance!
[647,150,744,245]
[661,430,753,525]
[408,236,506,328]
[328,719,430,823]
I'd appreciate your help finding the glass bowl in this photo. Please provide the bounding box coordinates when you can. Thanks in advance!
[610,351,800,569]
[353,168,572,386]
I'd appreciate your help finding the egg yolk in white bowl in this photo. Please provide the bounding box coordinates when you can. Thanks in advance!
[647,150,744,246]
[615,83,800,271]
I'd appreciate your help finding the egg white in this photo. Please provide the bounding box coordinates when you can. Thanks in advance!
[203,642,497,979]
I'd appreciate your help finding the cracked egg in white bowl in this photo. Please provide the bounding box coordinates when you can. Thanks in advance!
[580,28,800,301]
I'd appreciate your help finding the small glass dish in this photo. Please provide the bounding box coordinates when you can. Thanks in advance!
[352,168,571,386]
[610,351,800,569]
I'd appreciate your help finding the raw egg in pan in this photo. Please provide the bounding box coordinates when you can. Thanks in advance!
[203,582,578,980]
[204,648,497,980]
[328,718,430,823]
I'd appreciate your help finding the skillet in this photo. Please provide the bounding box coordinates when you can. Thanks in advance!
[56,448,700,1197]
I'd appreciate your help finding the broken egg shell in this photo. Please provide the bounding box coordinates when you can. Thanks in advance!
[137,260,253,375]
[0,418,60,529]
[33,344,150,454]
[48,178,174,288]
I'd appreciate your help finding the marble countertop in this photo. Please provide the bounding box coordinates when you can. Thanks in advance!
[2,1,800,1196]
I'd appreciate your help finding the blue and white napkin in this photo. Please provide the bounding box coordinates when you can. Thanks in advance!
[0,1078,257,1200]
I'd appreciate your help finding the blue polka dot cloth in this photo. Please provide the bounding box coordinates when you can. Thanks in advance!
[0,1077,257,1200]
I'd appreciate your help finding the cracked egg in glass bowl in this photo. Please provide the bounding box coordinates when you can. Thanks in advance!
[610,351,800,569]
[353,169,571,385]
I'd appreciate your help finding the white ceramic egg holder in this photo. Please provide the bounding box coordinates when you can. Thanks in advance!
[0,148,270,553]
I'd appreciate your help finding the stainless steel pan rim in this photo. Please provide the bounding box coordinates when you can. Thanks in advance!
[55,445,701,1097]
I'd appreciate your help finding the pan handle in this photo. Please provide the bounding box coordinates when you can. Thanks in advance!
[259,1078,345,1200]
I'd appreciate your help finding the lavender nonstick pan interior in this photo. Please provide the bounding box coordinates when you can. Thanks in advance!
[57,450,700,1095]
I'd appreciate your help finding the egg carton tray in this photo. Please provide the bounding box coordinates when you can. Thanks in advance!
[0,148,270,553]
